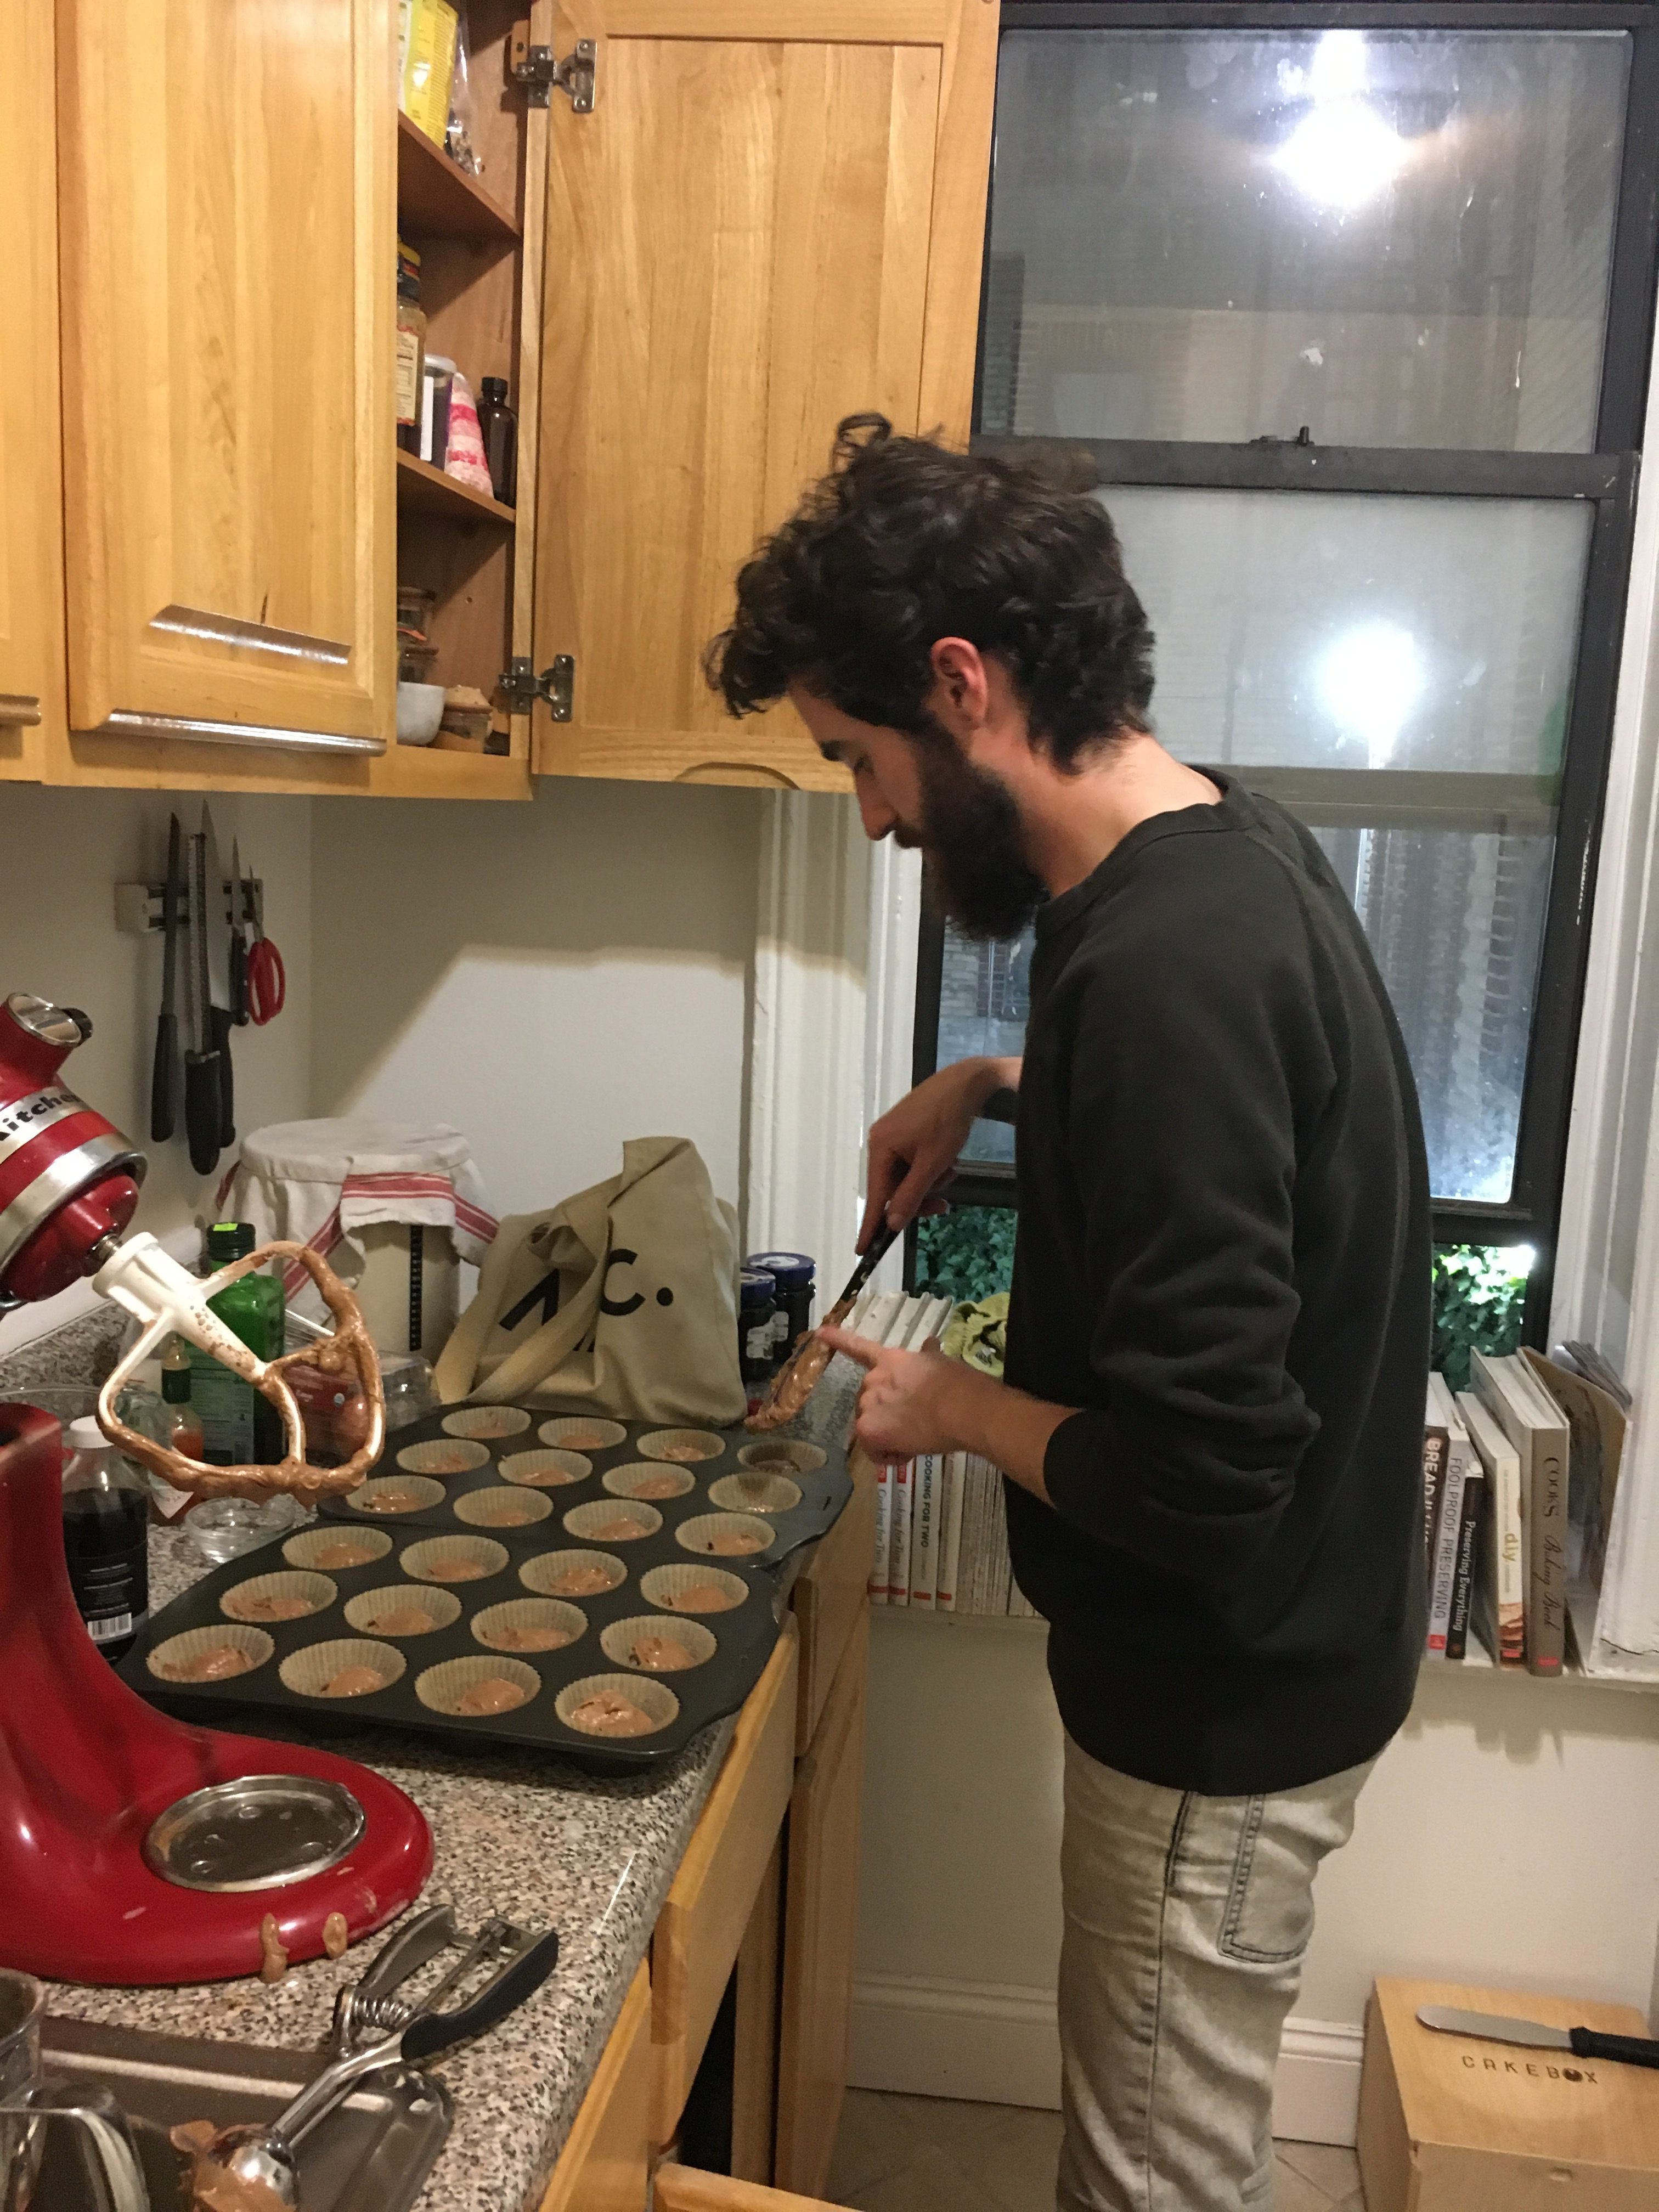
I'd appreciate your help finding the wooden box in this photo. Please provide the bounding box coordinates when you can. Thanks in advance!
[1359,1978,1659,2212]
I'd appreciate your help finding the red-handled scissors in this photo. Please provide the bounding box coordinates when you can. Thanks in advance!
[245,880,286,1026]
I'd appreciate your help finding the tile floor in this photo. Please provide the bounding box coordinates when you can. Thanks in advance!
[825,2089,1364,2212]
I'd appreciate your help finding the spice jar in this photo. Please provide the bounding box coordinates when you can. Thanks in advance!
[395,245,426,454]
[738,1268,780,1410]
[745,1250,815,1361]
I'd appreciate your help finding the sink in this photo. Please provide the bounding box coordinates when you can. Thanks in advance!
[38,2014,450,2211]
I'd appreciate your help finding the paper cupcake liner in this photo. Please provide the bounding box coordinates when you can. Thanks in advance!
[675,1512,774,1560]
[397,1440,491,1477]
[519,1548,627,1599]
[470,1598,586,1654]
[454,1486,554,1530]
[148,1624,274,1684]
[599,1614,716,1672]
[639,1564,749,1615]
[277,1638,405,1699]
[555,1672,679,1737]
[602,1462,695,1503]
[498,1448,591,1487]
[283,1527,392,1571]
[415,1654,540,1718]
[349,1476,445,1516]
[636,1428,724,1464]
[400,1535,510,1585]
[562,1499,662,1543]
[343,1584,461,1638]
[709,1472,802,1516]
[219,1571,336,1624]
[736,1440,827,1476]
[442,1407,532,1441]
[538,1416,628,1452]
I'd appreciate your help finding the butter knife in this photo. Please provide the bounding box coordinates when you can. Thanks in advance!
[1417,2004,1659,2069]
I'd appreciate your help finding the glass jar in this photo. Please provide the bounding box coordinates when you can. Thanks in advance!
[738,1268,780,1410]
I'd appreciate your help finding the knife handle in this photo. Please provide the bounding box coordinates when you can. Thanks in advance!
[185,1050,222,1178]
[150,1011,177,1144]
[230,932,250,1028]
[1571,2027,1659,2069]
[208,1005,235,1144]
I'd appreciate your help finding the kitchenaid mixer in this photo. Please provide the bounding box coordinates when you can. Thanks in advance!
[0,992,432,1985]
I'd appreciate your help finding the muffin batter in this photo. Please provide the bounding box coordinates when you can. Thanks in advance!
[424,1557,489,1581]
[704,1528,765,1555]
[369,1606,437,1636]
[589,1516,647,1542]
[410,1449,479,1475]
[629,1634,695,1671]
[483,1504,537,1526]
[320,1664,386,1696]
[232,1593,314,1621]
[311,1541,379,1569]
[652,1442,713,1462]
[663,1582,734,1612]
[167,1643,257,1682]
[567,1689,659,1736]
[628,1473,685,1498]
[360,1488,425,1513]
[489,1623,572,1651]
[549,1562,617,1595]
[453,1675,530,1715]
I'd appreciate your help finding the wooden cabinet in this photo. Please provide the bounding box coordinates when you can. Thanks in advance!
[537,1963,654,2212]
[656,2165,843,2212]
[775,1611,870,2198]
[652,1626,800,2145]
[528,0,1000,790]
[0,2,67,783]
[51,0,393,792]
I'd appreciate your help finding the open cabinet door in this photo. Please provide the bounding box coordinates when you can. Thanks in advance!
[53,0,393,790]
[0,0,66,782]
[531,0,999,791]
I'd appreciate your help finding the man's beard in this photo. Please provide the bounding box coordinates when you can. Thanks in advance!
[902,719,1047,940]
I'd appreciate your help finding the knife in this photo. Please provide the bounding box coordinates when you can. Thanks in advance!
[183,827,222,1177]
[229,835,250,1026]
[1417,2004,1659,2069]
[201,803,235,1145]
[149,814,183,1142]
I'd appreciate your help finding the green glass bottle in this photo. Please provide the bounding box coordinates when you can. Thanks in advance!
[189,1221,286,1465]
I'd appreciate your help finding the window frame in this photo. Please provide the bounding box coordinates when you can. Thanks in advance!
[913,0,1659,1326]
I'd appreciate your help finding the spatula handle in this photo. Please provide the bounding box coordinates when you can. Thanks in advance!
[1571,2027,1659,2068]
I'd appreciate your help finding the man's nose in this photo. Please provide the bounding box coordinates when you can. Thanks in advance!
[856,783,900,842]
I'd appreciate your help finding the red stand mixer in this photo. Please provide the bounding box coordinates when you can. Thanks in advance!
[0,992,432,1985]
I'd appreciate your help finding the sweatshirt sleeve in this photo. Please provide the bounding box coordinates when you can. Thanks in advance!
[1041,857,1334,1586]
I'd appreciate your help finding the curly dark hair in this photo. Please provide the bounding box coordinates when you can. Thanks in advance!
[704,415,1155,768]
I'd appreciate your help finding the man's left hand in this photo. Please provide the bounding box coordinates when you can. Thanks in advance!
[818,1326,970,1460]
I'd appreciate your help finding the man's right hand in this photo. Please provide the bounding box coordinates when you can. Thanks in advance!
[859,1055,1022,1251]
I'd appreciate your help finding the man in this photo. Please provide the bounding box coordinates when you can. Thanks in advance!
[707,416,1429,2212]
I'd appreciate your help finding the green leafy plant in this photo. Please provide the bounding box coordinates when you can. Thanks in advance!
[915,1207,1017,1306]
[1431,1244,1531,1395]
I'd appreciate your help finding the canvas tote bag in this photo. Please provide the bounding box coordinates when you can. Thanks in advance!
[433,1136,744,1424]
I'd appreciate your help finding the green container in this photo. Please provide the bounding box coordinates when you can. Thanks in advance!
[190,1221,286,1466]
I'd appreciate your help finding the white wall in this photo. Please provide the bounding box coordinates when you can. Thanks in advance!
[851,1612,1659,2130]
[308,779,761,1221]
[0,785,314,1357]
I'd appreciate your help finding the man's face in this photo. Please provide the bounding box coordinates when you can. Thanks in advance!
[790,687,1045,939]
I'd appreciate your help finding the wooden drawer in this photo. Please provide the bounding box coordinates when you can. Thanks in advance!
[654,2165,839,2212]
[652,1624,800,2141]
[790,1450,876,1754]
[538,1962,652,2212]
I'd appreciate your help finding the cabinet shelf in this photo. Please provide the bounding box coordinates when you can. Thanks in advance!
[396,449,515,527]
[397,113,521,244]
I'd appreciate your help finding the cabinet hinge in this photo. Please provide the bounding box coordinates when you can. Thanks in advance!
[511,41,596,112]
[500,656,574,720]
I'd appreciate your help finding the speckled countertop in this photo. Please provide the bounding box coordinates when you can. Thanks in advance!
[2,1317,851,2212]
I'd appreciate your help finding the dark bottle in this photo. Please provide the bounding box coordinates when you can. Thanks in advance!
[476,376,518,506]
[189,1222,286,1467]
[738,1268,780,1411]
[61,1415,150,1662]
[746,1250,815,1361]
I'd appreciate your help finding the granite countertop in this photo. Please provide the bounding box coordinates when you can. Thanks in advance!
[4,1311,853,2212]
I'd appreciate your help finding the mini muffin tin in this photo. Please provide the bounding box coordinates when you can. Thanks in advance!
[121,1405,849,1773]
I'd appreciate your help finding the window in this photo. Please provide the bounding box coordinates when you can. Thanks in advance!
[915,3,1659,1312]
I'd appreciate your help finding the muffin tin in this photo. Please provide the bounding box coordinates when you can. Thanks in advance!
[120,1404,848,1773]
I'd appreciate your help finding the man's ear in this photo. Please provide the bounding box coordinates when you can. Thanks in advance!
[927,637,991,737]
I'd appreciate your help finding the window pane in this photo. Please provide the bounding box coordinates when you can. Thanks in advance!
[1104,486,1590,777]
[984,28,1628,451]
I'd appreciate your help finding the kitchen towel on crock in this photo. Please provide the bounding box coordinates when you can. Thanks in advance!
[214,1119,498,1302]
[433,1136,744,1424]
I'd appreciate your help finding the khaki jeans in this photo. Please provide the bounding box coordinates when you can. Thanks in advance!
[1057,1734,1375,2212]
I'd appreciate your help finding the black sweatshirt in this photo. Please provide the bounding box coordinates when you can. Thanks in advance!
[1002,771,1430,1795]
